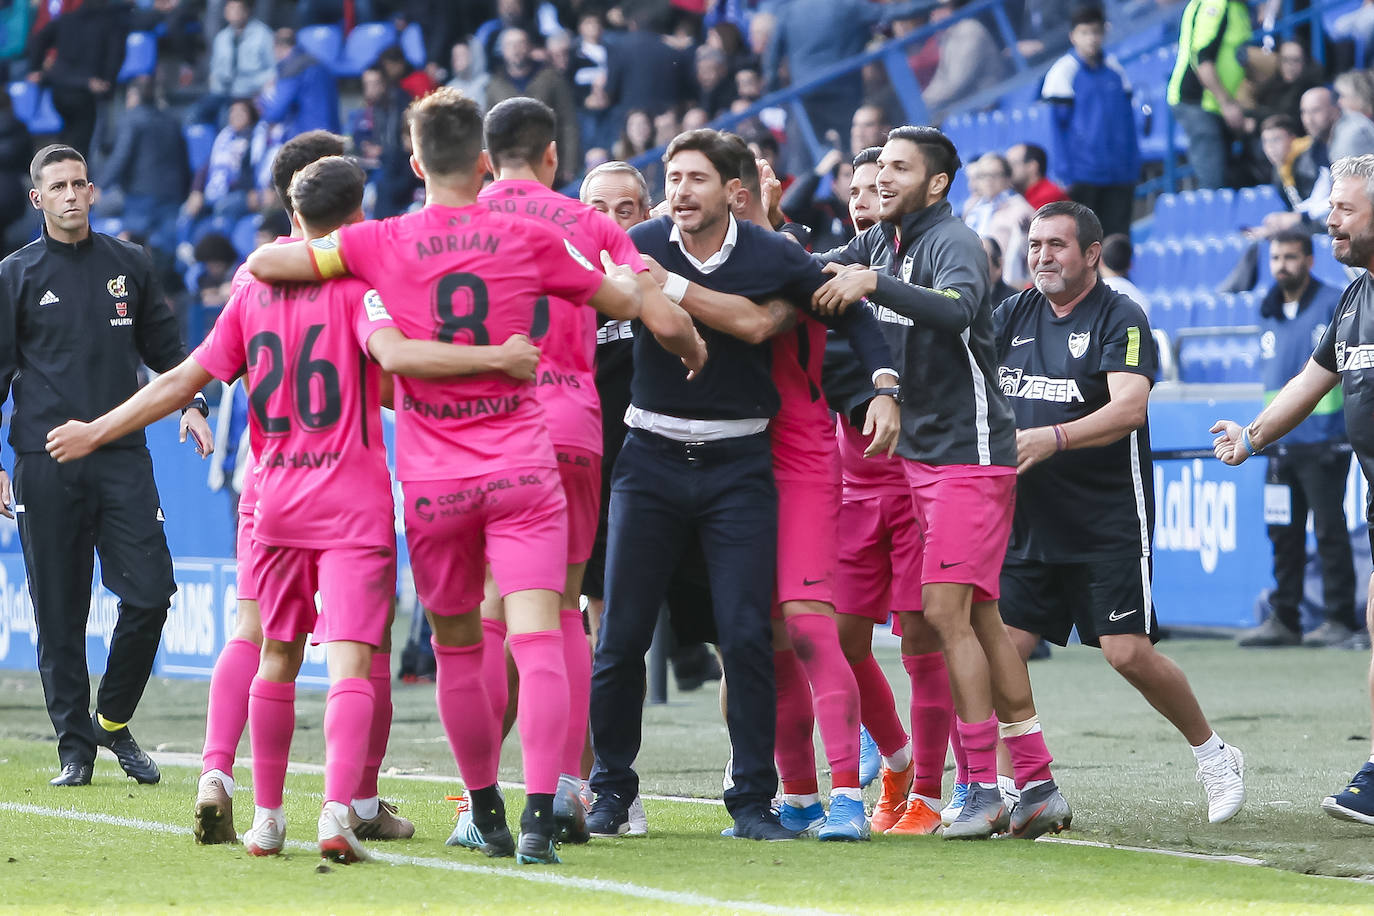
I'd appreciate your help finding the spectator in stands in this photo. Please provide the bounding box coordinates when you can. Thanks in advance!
[1014,0,1074,65]
[350,65,411,172]
[101,79,189,265]
[1301,85,1374,171]
[982,236,1018,305]
[481,0,541,66]
[653,110,681,149]
[707,19,754,74]
[1255,113,1327,237]
[695,46,736,118]
[203,0,275,125]
[371,108,422,218]
[575,12,610,90]
[1042,5,1139,237]
[1246,40,1322,134]
[131,0,204,98]
[736,67,763,107]
[1238,229,1360,650]
[1167,0,1252,189]
[849,104,887,159]
[780,146,855,252]
[1098,233,1151,315]
[604,10,693,118]
[612,109,654,162]
[257,28,340,139]
[923,0,1006,121]
[1333,71,1374,158]
[746,129,793,194]
[964,152,1034,288]
[0,92,33,256]
[25,0,129,156]
[446,39,490,113]
[183,98,260,227]
[486,27,580,183]
[1329,0,1374,48]
[1007,142,1069,210]
[379,44,437,100]
[681,106,710,132]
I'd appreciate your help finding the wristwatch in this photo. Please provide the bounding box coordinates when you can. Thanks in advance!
[181,395,210,419]
[875,386,903,404]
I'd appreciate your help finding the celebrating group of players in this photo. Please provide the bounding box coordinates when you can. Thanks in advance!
[42,84,1247,865]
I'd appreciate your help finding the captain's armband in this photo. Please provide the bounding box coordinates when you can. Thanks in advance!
[308,231,346,280]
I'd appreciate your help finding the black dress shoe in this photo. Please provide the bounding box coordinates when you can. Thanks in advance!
[92,714,161,784]
[50,762,93,786]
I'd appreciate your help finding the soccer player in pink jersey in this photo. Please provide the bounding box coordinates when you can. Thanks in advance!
[47,156,542,863]
[475,98,703,845]
[244,89,684,865]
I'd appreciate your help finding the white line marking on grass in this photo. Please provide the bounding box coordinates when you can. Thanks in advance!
[1,803,838,915]
[1041,835,1266,866]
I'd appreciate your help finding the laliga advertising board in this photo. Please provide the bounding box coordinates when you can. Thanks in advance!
[0,407,410,688]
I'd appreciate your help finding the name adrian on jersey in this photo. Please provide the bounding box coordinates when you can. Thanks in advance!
[998,366,1084,402]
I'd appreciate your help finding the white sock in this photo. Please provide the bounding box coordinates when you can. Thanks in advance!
[998,774,1020,798]
[253,805,285,828]
[201,768,234,796]
[1191,731,1226,763]
[351,795,379,820]
[913,792,940,809]
[1022,778,1051,792]
[323,800,349,821]
[882,742,913,772]
[831,787,863,802]
[783,792,820,809]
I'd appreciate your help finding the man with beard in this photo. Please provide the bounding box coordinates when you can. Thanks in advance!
[1214,154,1374,825]
[995,201,1245,825]
[1236,230,1359,650]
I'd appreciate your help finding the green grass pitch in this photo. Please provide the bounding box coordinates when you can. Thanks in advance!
[4,636,1374,912]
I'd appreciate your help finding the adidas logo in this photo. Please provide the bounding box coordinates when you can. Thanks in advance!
[39,290,59,306]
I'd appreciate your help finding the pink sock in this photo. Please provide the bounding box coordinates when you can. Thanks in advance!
[355,652,392,800]
[950,719,970,784]
[247,677,295,809]
[851,652,908,757]
[558,609,591,776]
[201,637,259,776]
[955,715,999,786]
[481,618,509,722]
[774,647,818,796]
[903,651,955,799]
[507,630,568,796]
[1004,728,1055,789]
[433,638,500,791]
[786,613,861,789]
[323,677,375,806]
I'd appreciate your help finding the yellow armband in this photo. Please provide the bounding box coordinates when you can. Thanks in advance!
[308,230,346,280]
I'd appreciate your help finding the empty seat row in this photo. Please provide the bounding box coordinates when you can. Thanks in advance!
[1153,185,1285,237]
[942,104,1054,160]
[1132,235,1249,293]
[1151,289,1262,337]
[1178,334,1262,384]
[296,21,426,78]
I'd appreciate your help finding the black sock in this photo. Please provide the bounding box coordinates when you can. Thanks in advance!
[469,784,505,833]
[521,793,556,838]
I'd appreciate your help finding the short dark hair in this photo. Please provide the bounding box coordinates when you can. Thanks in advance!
[723,132,760,196]
[30,144,86,188]
[194,231,238,265]
[886,125,961,189]
[484,97,556,170]
[853,146,883,168]
[289,156,366,231]
[982,235,1003,267]
[664,129,742,184]
[1271,227,1314,256]
[271,130,347,215]
[1071,4,1105,27]
[1260,113,1300,136]
[1033,199,1103,251]
[1020,142,1049,174]
[408,87,485,178]
[1100,233,1133,272]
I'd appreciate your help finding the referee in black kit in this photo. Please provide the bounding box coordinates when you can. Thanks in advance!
[2,145,213,787]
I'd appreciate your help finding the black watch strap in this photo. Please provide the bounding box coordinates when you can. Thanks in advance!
[875,386,902,404]
[182,396,209,419]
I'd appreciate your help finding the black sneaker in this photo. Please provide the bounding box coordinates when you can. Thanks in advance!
[92,714,160,784]
[586,793,630,838]
[730,809,801,841]
[515,831,562,865]
[49,761,93,787]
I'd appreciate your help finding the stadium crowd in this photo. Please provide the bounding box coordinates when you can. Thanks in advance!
[10,0,1374,870]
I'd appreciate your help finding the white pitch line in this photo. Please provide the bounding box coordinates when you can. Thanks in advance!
[0,802,843,916]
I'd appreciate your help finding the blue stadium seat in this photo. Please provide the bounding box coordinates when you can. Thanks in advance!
[231,214,259,258]
[1232,184,1283,230]
[1180,239,1208,287]
[1219,335,1261,383]
[1153,192,1181,237]
[1192,291,1220,327]
[988,110,1009,151]
[400,22,426,69]
[973,111,993,156]
[92,216,124,237]
[184,123,215,173]
[117,31,157,83]
[335,21,397,77]
[1178,336,1215,383]
[1254,239,1272,290]
[1312,235,1353,289]
[1132,239,1165,290]
[1214,291,1239,327]
[1151,291,1182,336]
[9,81,63,134]
[1021,103,1052,149]
[946,168,969,216]
[943,112,976,156]
[298,23,344,69]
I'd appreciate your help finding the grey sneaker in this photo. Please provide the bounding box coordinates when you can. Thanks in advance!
[1304,620,1358,648]
[1341,628,1372,651]
[1009,780,1072,839]
[943,784,1009,840]
[1236,616,1301,648]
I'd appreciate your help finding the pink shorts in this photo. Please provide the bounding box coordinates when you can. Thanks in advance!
[901,461,1015,603]
[773,473,839,611]
[835,493,925,621]
[235,511,260,602]
[254,543,396,646]
[403,468,567,615]
[557,446,601,566]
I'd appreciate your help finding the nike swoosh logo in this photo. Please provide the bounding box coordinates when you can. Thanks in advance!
[802,577,825,586]
[939,560,964,569]
[1011,336,1035,346]
[1107,608,1138,621]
